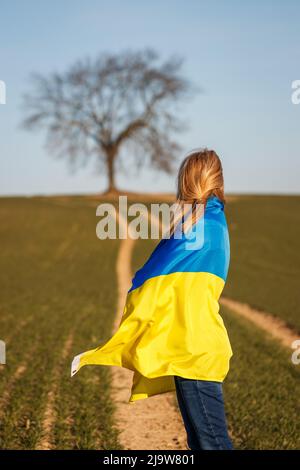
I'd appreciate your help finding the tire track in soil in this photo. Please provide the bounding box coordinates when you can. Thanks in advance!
[0,341,40,447]
[0,364,28,421]
[1,315,33,349]
[220,297,299,349]
[35,333,74,450]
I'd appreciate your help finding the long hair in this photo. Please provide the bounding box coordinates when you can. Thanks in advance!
[169,148,225,237]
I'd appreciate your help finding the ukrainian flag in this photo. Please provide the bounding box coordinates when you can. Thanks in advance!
[71,195,232,402]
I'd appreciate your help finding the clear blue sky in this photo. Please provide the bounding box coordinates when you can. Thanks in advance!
[0,0,299,195]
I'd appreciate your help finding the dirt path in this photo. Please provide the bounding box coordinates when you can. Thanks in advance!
[111,212,186,450]
[220,297,299,349]
[0,363,28,421]
[1,316,33,349]
[36,333,74,450]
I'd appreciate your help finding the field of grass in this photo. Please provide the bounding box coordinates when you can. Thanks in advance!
[225,195,300,331]
[222,307,300,449]
[0,194,299,450]
[0,196,121,449]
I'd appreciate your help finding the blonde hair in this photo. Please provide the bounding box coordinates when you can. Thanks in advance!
[169,148,225,237]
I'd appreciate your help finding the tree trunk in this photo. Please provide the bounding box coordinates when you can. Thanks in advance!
[105,148,117,193]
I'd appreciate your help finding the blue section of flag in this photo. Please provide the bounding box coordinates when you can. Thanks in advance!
[128,196,230,292]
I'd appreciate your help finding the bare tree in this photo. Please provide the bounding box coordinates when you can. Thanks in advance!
[22,48,194,193]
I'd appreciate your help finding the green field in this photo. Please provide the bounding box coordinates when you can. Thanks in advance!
[225,195,300,331]
[222,307,300,449]
[0,195,299,449]
[0,197,121,449]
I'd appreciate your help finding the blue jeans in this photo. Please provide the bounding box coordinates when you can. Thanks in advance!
[174,376,233,450]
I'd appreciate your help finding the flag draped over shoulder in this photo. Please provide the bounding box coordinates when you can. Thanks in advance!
[71,195,232,403]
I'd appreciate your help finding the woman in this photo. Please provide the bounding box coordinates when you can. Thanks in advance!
[71,148,233,450]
